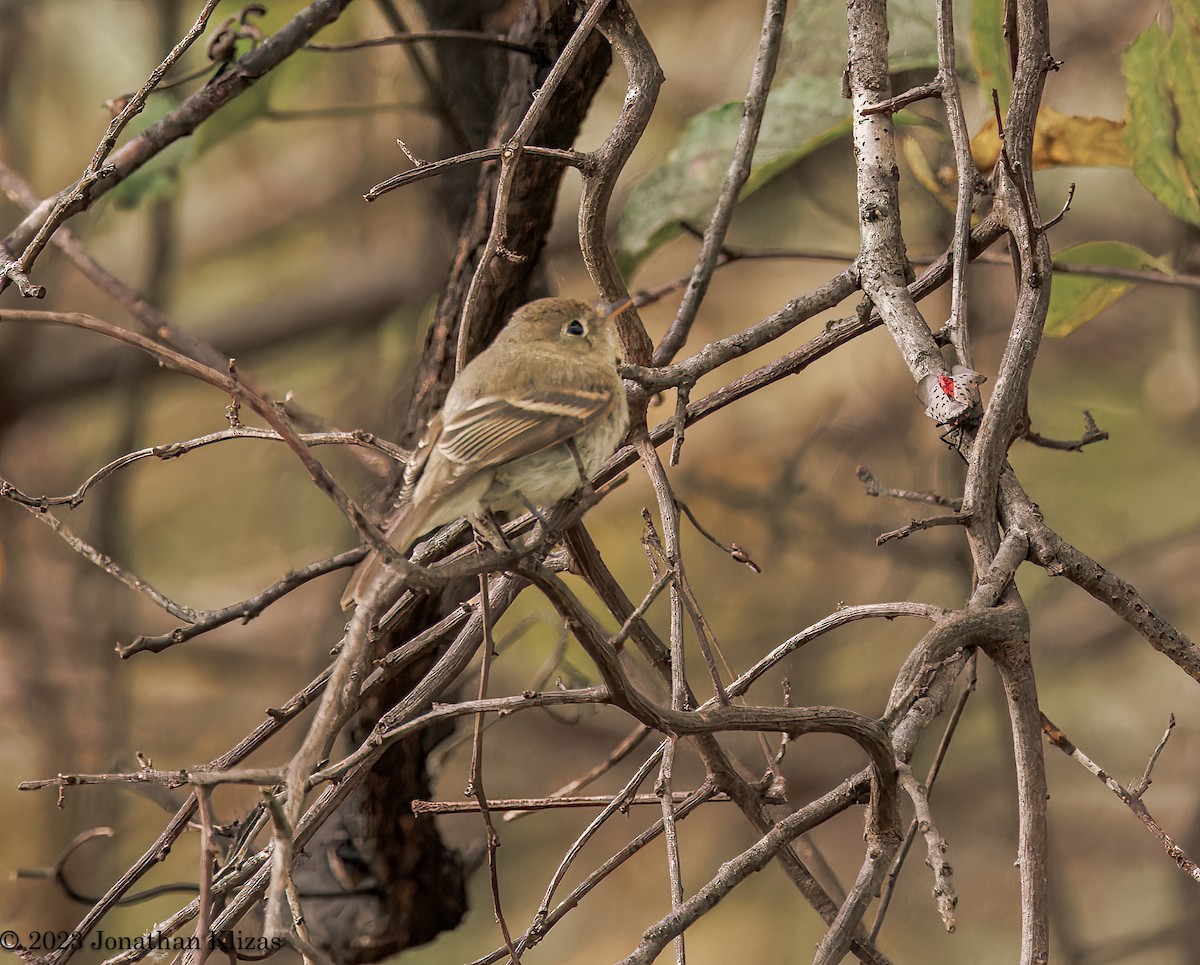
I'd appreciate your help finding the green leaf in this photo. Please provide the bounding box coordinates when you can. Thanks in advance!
[617,0,937,276]
[1046,241,1171,337]
[1123,8,1200,226]
[617,76,849,276]
[969,0,1012,111]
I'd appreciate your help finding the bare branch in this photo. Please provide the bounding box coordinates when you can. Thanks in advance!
[857,465,963,510]
[1001,470,1200,681]
[1042,715,1200,884]
[365,145,588,201]
[935,0,977,366]
[305,30,537,56]
[4,491,200,623]
[896,762,957,931]
[847,0,945,389]
[871,656,976,940]
[1020,409,1109,452]
[653,0,788,365]
[0,309,428,585]
[876,511,972,546]
[456,0,618,373]
[414,791,728,814]
[2,0,359,292]
[1,0,223,294]
[578,1,664,367]
[118,548,365,657]
[1130,714,1176,799]
[0,427,404,510]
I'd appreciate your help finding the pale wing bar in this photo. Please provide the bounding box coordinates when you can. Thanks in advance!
[440,387,613,470]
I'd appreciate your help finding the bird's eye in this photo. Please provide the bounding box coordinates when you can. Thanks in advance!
[564,319,586,337]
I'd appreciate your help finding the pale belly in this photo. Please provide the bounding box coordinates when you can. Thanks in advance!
[485,415,626,510]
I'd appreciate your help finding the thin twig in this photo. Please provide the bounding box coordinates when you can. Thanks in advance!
[871,655,975,940]
[0,427,404,510]
[364,145,587,200]
[456,0,616,373]
[676,496,762,572]
[935,0,977,366]
[1,0,223,294]
[1129,715,1175,798]
[1020,409,1108,452]
[0,308,428,585]
[13,828,198,907]
[3,0,360,286]
[119,547,365,657]
[895,763,957,932]
[505,724,652,823]
[857,466,963,510]
[415,791,729,814]
[305,30,536,55]
[195,787,216,965]
[467,570,522,963]
[876,511,973,545]
[657,741,687,965]
[1042,715,1200,884]
[858,80,942,116]
[5,494,200,622]
[470,784,719,965]
[653,0,788,365]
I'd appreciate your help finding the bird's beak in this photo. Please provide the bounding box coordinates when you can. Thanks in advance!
[600,295,636,323]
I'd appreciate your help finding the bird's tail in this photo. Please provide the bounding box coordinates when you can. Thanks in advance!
[339,503,425,610]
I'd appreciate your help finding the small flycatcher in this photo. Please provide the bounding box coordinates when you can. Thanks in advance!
[341,296,631,608]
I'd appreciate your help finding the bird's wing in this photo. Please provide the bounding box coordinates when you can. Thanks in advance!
[438,385,614,472]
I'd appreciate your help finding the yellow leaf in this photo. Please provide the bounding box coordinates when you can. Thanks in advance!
[901,137,955,211]
[971,106,1131,173]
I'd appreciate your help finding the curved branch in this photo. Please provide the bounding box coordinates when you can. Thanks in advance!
[579,0,664,367]
[365,145,588,201]
[119,548,366,657]
[0,427,404,510]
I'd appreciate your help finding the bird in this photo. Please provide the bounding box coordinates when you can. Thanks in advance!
[341,295,632,609]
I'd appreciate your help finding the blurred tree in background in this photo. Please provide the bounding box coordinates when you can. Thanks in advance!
[2,1,1200,963]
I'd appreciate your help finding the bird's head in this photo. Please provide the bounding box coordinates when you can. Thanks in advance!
[506,296,634,356]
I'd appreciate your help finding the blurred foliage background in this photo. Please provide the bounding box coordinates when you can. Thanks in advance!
[2,1,1199,962]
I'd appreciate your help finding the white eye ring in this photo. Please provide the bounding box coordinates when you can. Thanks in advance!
[564,319,586,336]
